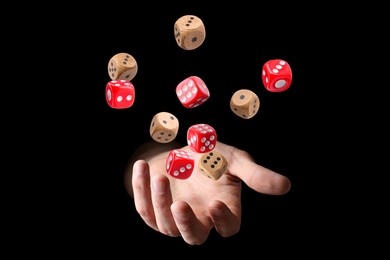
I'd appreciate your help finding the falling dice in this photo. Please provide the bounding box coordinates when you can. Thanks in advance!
[230,89,260,119]
[199,151,228,181]
[108,52,138,82]
[174,15,206,50]
[176,76,210,108]
[105,80,135,109]
[262,59,292,92]
[150,112,179,143]
[166,149,194,180]
[187,123,217,153]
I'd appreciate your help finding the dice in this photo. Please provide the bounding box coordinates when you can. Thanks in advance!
[199,151,228,181]
[262,59,292,92]
[187,123,217,153]
[166,149,194,179]
[150,112,179,143]
[176,76,210,108]
[108,52,138,82]
[105,80,135,109]
[174,15,206,50]
[230,89,260,119]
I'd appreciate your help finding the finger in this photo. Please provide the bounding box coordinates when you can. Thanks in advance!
[151,175,180,237]
[132,160,158,231]
[229,149,291,195]
[209,200,241,237]
[171,201,211,245]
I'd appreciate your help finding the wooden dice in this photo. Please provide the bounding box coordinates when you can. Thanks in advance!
[199,151,228,180]
[108,52,138,81]
[230,89,260,119]
[150,112,179,143]
[174,15,206,50]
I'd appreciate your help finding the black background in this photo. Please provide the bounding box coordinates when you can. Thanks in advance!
[10,1,369,257]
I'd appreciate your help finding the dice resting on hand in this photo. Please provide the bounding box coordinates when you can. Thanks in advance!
[164,123,225,180]
[166,149,194,180]
[199,151,228,181]
[165,149,228,181]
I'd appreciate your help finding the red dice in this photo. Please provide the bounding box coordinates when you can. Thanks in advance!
[176,76,210,108]
[166,149,194,179]
[187,123,217,153]
[105,79,135,109]
[262,59,292,92]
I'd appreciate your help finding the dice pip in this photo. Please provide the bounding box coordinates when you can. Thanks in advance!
[199,151,228,181]
[174,15,206,50]
[230,89,260,119]
[262,59,292,92]
[166,149,194,179]
[176,76,210,108]
[105,80,135,109]
[187,123,217,153]
[150,112,179,143]
[108,52,138,82]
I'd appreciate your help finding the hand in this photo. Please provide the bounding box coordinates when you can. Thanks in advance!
[124,141,291,245]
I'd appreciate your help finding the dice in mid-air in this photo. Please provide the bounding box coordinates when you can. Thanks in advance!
[174,15,206,50]
[230,89,260,119]
[176,76,210,108]
[105,80,135,109]
[150,112,179,143]
[199,151,228,181]
[108,52,138,82]
[187,123,217,153]
[166,149,194,179]
[262,59,292,92]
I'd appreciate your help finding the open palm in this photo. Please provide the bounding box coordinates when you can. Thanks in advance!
[126,141,291,245]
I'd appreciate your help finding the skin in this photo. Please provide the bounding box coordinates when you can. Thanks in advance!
[124,141,291,245]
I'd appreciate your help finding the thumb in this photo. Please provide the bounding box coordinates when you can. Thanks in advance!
[227,148,291,195]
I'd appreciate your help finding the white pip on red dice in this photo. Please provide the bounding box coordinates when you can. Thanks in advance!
[176,76,210,109]
[166,149,195,180]
[187,123,217,153]
[262,59,292,92]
